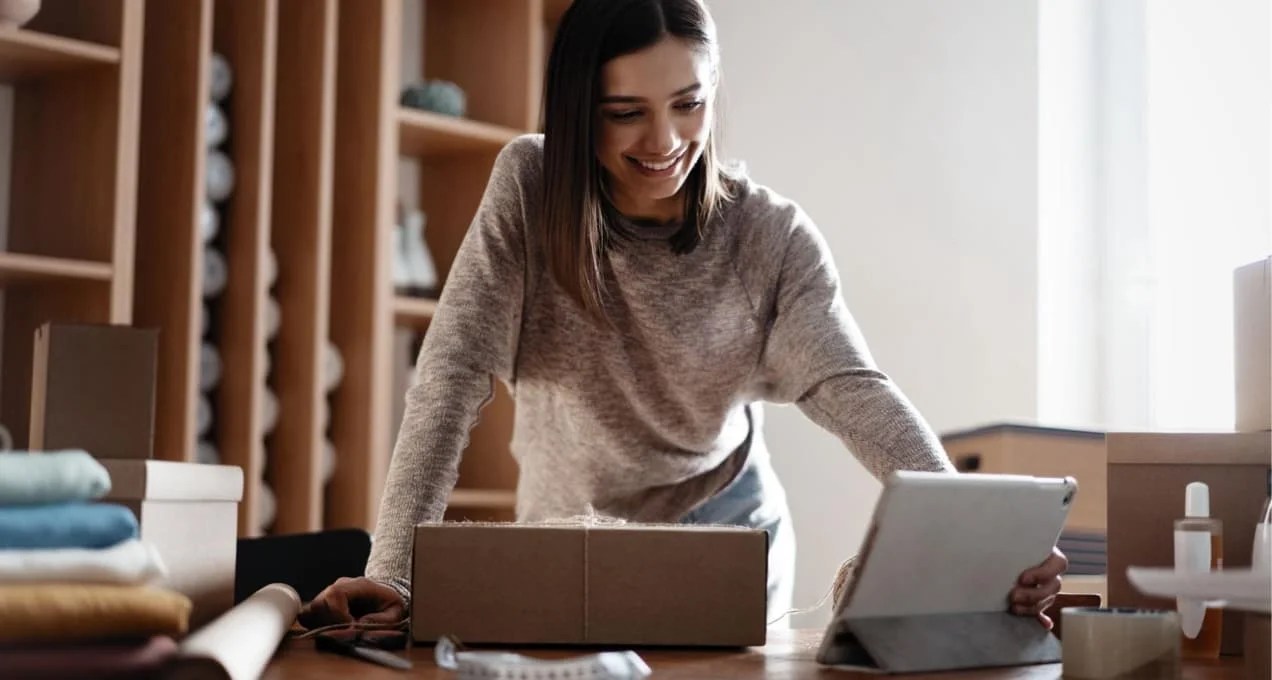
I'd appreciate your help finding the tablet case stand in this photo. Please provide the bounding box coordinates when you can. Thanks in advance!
[817,610,1062,674]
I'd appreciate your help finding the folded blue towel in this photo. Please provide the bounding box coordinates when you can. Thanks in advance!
[0,503,138,550]
[0,451,111,505]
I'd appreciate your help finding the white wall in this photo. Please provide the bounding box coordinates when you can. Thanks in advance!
[711,0,1041,627]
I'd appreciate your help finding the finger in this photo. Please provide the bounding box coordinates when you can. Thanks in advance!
[358,605,407,626]
[1019,549,1068,586]
[1011,579,1059,608]
[298,588,352,629]
[1032,593,1058,616]
[1037,611,1054,630]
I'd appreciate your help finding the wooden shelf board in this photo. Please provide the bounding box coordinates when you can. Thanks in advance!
[0,28,120,82]
[448,488,516,509]
[0,251,113,284]
[392,295,438,327]
[397,108,520,158]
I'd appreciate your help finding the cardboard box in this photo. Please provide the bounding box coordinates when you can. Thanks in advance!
[411,523,768,647]
[30,323,158,459]
[1106,432,1271,656]
[942,423,1106,531]
[101,459,243,628]
[1235,257,1271,431]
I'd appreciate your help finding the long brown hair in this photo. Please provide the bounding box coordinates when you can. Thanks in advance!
[542,0,732,322]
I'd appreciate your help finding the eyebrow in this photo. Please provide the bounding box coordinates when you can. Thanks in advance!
[599,82,701,104]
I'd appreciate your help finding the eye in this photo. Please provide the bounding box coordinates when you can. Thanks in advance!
[603,109,642,123]
[675,99,705,113]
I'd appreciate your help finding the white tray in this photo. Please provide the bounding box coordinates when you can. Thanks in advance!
[1126,567,1271,614]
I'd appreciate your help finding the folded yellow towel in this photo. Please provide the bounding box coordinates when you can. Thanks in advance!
[0,584,191,643]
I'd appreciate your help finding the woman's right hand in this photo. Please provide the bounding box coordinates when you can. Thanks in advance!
[297,577,406,633]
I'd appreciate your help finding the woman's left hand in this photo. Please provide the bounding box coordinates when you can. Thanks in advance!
[1010,547,1068,629]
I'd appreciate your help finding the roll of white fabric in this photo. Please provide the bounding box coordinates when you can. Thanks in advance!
[172,583,300,680]
[0,539,167,585]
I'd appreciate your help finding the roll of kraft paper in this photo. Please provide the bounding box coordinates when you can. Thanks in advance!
[1061,607,1180,679]
[165,583,300,680]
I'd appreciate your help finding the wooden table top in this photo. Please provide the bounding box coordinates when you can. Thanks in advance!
[263,629,1248,679]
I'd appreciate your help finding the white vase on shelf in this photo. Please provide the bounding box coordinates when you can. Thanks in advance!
[266,249,278,289]
[324,342,343,393]
[392,223,411,293]
[257,482,275,533]
[322,439,336,484]
[261,388,278,437]
[209,52,233,102]
[196,440,219,466]
[197,395,213,437]
[264,296,280,340]
[403,210,438,296]
[199,201,219,244]
[206,103,228,149]
[203,248,227,298]
[206,150,235,203]
[199,343,222,392]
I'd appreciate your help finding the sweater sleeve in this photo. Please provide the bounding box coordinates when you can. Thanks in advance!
[758,210,955,479]
[364,138,535,597]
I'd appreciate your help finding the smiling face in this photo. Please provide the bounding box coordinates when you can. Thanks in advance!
[595,35,715,222]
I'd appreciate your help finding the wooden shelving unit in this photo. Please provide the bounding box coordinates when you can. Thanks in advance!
[134,0,280,535]
[1,0,143,450]
[212,0,278,536]
[0,253,113,284]
[397,108,520,157]
[0,28,120,81]
[323,0,580,531]
[133,0,212,465]
[266,0,338,535]
[6,0,574,535]
[328,0,399,531]
[391,295,437,329]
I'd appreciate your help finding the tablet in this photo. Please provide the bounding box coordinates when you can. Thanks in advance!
[828,470,1076,620]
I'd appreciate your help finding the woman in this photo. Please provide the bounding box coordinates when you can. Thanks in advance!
[301,0,1067,632]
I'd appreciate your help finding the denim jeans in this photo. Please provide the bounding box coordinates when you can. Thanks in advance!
[680,454,796,626]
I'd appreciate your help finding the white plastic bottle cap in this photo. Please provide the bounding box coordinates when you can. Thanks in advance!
[1185,481,1210,518]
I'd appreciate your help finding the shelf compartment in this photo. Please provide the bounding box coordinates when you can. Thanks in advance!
[133,0,212,465]
[213,0,279,537]
[268,0,339,535]
[327,0,400,532]
[397,108,520,157]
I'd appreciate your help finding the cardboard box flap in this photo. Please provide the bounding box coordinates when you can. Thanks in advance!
[100,460,244,502]
[413,525,583,645]
[1106,432,1271,465]
[412,522,767,646]
[586,527,767,645]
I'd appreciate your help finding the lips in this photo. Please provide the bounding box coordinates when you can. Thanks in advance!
[626,150,685,176]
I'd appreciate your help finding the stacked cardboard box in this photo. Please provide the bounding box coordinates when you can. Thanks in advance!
[29,323,243,627]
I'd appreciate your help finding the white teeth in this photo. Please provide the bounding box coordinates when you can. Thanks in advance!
[635,154,679,171]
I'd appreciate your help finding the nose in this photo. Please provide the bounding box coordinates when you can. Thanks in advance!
[644,112,680,157]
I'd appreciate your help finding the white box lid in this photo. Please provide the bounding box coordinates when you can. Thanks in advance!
[99,459,243,502]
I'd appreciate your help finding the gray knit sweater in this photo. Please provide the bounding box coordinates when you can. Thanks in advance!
[366,135,953,598]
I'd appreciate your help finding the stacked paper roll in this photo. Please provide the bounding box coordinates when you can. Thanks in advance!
[168,583,299,680]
